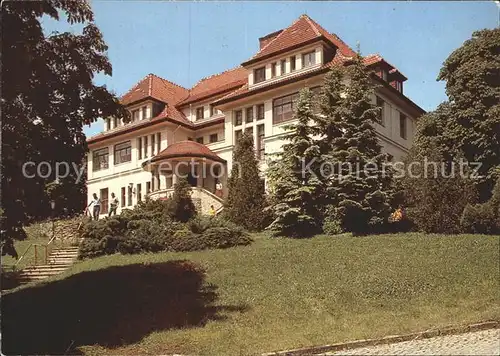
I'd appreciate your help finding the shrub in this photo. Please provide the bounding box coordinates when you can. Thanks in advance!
[170,178,196,222]
[461,178,500,234]
[322,207,343,235]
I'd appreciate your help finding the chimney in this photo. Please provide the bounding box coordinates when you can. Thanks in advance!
[258,29,283,49]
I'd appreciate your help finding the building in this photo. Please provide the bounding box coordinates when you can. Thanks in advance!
[86,14,425,216]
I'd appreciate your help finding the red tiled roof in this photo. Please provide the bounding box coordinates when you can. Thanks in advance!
[148,140,226,164]
[121,73,189,105]
[243,14,357,65]
[177,67,247,106]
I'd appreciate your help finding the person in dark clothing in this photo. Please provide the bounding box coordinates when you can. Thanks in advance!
[87,193,101,221]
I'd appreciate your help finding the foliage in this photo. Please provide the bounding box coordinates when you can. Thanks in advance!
[321,207,343,235]
[170,178,197,222]
[323,55,395,235]
[425,28,500,200]
[266,88,324,237]
[78,201,251,258]
[225,133,268,231]
[1,1,128,256]
[401,142,478,234]
[461,178,500,234]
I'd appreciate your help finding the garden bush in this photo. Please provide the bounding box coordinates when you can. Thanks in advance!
[461,178,500,234]
[79,202,252,259]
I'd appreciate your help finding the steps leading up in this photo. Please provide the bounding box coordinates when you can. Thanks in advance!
[16,246,80,284]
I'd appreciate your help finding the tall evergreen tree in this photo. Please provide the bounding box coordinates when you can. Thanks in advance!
[225,133,267,230]
[326,54,394,234]
[267,88,324,237]
[170,177,196,222]
[1,1,128,256]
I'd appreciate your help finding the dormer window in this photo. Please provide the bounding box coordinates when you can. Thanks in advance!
[381,70,388,81]
[271,62,277,78]
[254,67,266,84]
[210,105,218,116]
[290,56,296,71]
[395,81,403,93]
[142,106,148,120]
[106,118,111,131]
[113,117,118,128]
[132,110,139,121]
[280,59,286,75]
[302,51,316,68]
[196,107,204,120]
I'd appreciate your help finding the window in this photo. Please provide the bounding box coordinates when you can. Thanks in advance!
[254,67,266,83]
[257,104,265,120]
[92,147,109,171]
[273,92,299,124]
[114,141,131,165]
[151,174,155,192]
[381,70,388,81]
[210,105,217,116]
[142,106,147,119]
[376,96,385,126]
[137,137,142,160]
[271,62,277,78]
[187,137,193,141]
[100,188,109,215]
[246,107,254,123]
[234,110,243,126]
[196,137,204,144]
[132,110,139,121]
[151,134,156,155]
[395,81,403,92]
[137,183,142,202]
[157,132,161,153]
[144,135,148,157]
[127,185,132,206]
[235,130,242,143]
[113,117,118,129]
[245,127,253,137]
[257,124,265,160]
[121,187,126,207]
[196,107,204,120]
[290,56,296,71]
[146,181,151,194]
[399,113,407,139]
[280,59,286,75]
[209,133,218,143]
[106,119,111,131]
[302,51,315,67]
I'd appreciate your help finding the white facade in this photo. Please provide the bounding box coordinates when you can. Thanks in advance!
[86,15,424,216]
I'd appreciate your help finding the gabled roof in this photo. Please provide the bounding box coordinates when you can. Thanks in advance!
[176,67,247,106]
[242,14,356,66]
[120,73,189,106]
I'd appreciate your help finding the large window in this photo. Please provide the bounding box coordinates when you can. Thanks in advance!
[92,147,109,171]
[146,181,151,194]
[209,133,218,143]
[132,110,139,121]
[376,96,385,127]
[106,119,111,131]
[271,62,277,78]
[113,117,118,129]
[246,107,254,123]
[254,67,266,83]
[114,141,131,165]
[257,104,265,120]
[400,112,407,139]
[157,132,161,152]
[235,130,242,143]
[273,92,299,124]
[196,137,204,144]
[196,107,204,120]
[151,134,156,155]
[245,127,253,137]
[137,137,142,160]
[257,124,265,160]
[142,106,147,120]
[144,135,148,158]
[302,51,316,67]
[234,110,243,126]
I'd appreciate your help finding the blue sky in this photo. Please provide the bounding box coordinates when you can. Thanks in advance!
[41,1,498,137]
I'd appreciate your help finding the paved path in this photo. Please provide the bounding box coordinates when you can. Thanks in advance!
[321,329,500,355]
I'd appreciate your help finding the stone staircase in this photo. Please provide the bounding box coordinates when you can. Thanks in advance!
[17,246,80,284]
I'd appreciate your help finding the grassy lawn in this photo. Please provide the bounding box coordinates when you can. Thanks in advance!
[2,233,499,355]
[1,237,51,270]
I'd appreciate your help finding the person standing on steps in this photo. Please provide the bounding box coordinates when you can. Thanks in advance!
[109,192,119,217]
[87,193,101,221]
[215,180,223,198]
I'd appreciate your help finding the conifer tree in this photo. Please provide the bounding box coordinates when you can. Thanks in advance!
[326,54,394,234]
[224,133,267,230]
[267,88,324,237]
[170,177,196,222]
